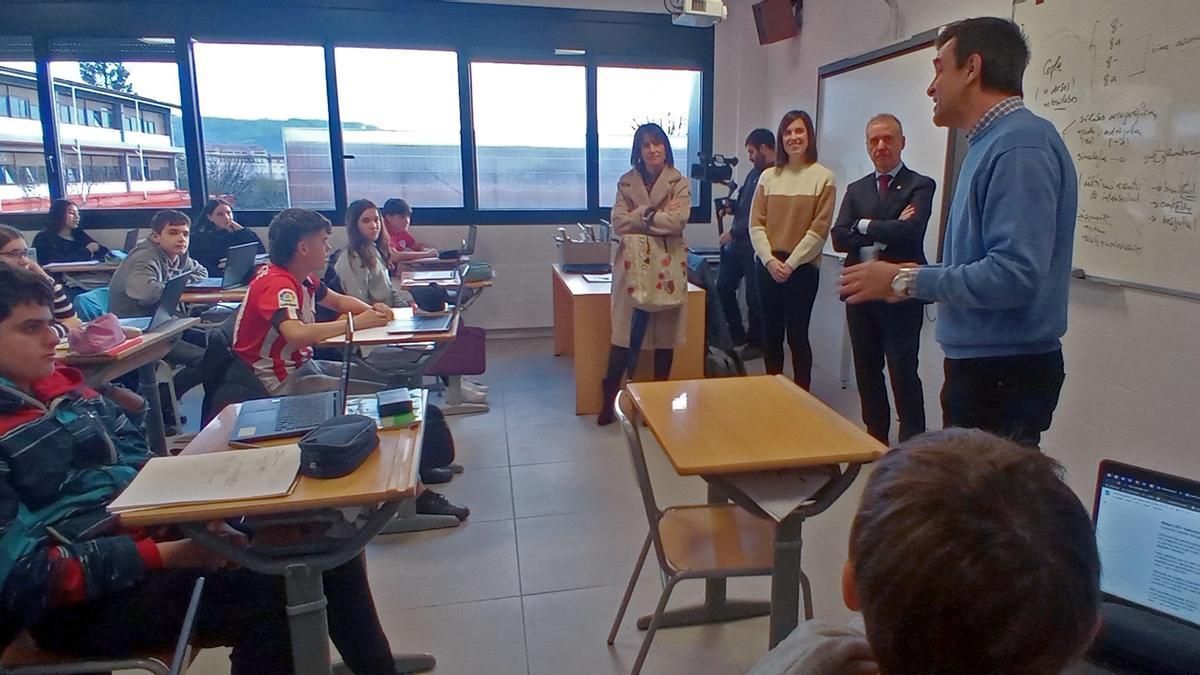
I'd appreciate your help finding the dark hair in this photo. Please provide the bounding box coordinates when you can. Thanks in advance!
[0,224,24,250]
[198,198,232,230]
[268,208,332,266]
[344,199,387,271]
[936,17,1030,96]
[0,263,54,323]
[850,429,1100,674]
[380,198,412,218]
[744,128,775,150]
[46,198,76,232]
[149,209,190,234]
[630,123,675,177]
[774,110,818,170]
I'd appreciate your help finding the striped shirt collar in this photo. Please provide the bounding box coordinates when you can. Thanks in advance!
[967,96,1025,141]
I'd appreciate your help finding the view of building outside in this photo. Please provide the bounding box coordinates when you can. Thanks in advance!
[471,61,587,210]
[598,66,701,207]
[194,42,332,210]
[3,49,704,216]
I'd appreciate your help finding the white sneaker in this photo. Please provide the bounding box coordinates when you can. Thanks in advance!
[463,378,489,392]
[460,386,488,404]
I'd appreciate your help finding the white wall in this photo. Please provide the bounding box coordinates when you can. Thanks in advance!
[765,0,1200,501]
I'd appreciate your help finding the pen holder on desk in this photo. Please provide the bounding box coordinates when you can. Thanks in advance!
[558,239,612,274]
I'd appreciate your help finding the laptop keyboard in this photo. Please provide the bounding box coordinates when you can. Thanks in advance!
[119,317,152,330]
[276,394,335,431]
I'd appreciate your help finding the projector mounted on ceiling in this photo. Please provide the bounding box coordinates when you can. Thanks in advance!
[667,0,727,29]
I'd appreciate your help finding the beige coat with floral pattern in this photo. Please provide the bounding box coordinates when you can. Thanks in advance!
[609,165,690,349]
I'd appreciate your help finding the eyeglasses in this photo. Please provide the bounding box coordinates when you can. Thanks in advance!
[0,249,31,260]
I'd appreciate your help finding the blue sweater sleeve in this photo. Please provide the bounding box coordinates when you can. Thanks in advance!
[914,147,1059,308]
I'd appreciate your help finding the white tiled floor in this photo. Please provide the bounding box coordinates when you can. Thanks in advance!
[187,337,869,674]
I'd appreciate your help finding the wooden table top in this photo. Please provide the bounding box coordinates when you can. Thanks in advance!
[117,397,424,527]
[61,317,198,366]
[319,306,459,347]
[398,270,493,291]
[552,264,701,297]
[626,375,885,476]
[182,287,248,304]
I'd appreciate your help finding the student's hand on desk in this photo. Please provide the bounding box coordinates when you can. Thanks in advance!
[85,242,101,254]
[900,204,917,221]
[840,260,904,303]
[423,249,439,259]
[354,306,392,330]
[370,302,393,318]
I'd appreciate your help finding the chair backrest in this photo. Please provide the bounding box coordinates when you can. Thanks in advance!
[614,390,672,572]
[71,287,110,322]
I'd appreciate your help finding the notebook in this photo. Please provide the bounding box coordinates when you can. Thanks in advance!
[107,445,301,512]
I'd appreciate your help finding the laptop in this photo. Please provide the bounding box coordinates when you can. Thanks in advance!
[1089,460,1200,671]
[118,274,188,332]
[231,313,356,442]
[187,242,258,290]
[123,228,140,252]
[438,224,477,259]
[387,271,465,334]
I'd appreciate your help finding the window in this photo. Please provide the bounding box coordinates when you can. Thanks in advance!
[51,60,189,209]
[598,67,702,207]
[0,61,48,213]
[195,42,332,210]
[470,62,586,210]
[335,47,463,208]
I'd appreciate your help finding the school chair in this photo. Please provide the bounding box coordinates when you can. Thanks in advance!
[0,577,205,675]
[608,391,775,675]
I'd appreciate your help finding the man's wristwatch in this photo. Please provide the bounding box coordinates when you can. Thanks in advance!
[890,267,919,297]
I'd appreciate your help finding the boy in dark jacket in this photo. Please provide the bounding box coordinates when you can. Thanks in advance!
[0,264,399,674]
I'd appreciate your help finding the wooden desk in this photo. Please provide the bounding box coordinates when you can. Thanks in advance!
[552,264,704,415]
[320,307,459,347]
[398,270,493,291]
[117,397,433,675]
[64,317,199,455]
[182,287,247,304]
[42,261,120,275]
[626,376,885,648]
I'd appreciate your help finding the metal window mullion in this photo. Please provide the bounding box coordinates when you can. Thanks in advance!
[177,38,207,208]
[33,38,64,200]
[325,44,348,216]
[457,52,478,213]
[585,59,599,217]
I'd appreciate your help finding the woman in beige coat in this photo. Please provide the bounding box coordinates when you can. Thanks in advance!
[597,123,691,425]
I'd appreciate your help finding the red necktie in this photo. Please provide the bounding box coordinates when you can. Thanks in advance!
[878,173,892,202]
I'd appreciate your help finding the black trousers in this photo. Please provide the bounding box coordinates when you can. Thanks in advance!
[716,237,762,347]
[845,300,926,444]
[756,259,820,390]
[941,349,1065,448]
[31,553,396,675]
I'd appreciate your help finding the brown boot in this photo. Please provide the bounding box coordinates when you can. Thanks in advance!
[597,378,621,426]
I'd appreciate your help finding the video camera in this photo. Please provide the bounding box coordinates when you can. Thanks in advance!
[690,153,739,184]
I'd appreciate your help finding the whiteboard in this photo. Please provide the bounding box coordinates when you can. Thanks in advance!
[816,40,952,262]
[1016,0,1200,297]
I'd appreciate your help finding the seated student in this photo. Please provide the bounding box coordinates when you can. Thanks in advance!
[108,210,208,397]
[0,224,81,338]
[0,264,401,674]
[233,207,468,517]
[381,198,438,266]
[749,428,1100,675]
[191,198,265,275]
[31,199,109,265]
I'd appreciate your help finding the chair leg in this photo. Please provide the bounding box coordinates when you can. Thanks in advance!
[800,568,814,621]
[631,576,679,675]
[608,531,652,645]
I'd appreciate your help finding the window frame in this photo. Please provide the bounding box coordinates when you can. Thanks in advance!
[0,2,714,228]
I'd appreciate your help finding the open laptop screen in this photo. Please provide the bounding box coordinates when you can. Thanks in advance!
[1093,460,1200,628]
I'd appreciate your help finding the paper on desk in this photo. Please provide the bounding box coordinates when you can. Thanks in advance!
[107,445,301,512]
[725,466,838,523]
[582,273,612,283]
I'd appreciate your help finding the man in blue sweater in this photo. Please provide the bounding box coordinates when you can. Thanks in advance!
[840,17,1077,448]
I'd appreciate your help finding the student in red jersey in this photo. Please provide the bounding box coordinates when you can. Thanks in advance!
[0,264,401,674]
[232,208,397,395]
[380,198,438,267]
[232,208,470,519]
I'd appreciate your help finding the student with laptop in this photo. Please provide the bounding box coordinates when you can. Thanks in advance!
[749,428,1100,674]
[232,208,469,517]
[0,263,403,674]
[109,209,208,397]
[380,198,439,266]
[190,198,265,276]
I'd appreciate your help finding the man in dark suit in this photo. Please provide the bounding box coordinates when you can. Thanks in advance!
[831,113,935,444]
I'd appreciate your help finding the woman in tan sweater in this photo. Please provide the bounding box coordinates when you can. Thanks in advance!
[749,110,836,390]
[598,123,691,425]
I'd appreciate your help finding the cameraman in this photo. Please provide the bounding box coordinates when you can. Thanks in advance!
[716,128,775,358]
